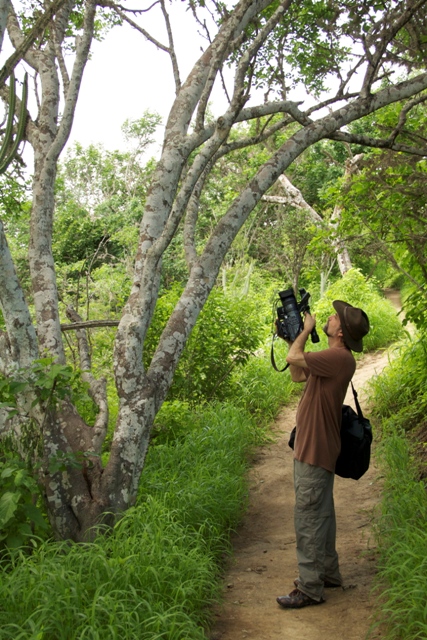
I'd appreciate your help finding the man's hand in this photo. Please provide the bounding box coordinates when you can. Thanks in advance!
[303,312,316,333]
[286,314,313,372]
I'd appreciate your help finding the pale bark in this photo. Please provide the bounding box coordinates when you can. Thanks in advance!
[262,175,324,223]
[262,172,353,276]
[1,0,102,539]
[0,0,10,54]
[2,0,427,540]
[329,154,365,274]
[0,220,38,374]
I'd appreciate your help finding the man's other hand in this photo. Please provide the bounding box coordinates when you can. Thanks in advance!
[303,312,316,333]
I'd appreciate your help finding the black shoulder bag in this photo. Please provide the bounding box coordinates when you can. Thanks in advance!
[288,382,373,480]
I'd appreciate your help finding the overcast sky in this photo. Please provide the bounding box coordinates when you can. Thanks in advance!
[66,4,224,157]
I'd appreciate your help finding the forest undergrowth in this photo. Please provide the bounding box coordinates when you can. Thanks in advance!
[367,337,427,640]
[1,274,426,639]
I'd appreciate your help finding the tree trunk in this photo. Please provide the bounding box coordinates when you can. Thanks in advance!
[2,0,427,540]
[262,172,354,276]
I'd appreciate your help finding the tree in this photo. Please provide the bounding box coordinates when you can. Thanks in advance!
[2,0,427,541]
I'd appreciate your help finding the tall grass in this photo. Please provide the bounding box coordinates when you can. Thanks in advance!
[230,348,296,427]
[370,431,427,640]
[0,404,265,639]
[368,334,427,639]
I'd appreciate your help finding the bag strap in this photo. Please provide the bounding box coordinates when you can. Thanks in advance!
[270,335,290,372]
[350,381,365,420]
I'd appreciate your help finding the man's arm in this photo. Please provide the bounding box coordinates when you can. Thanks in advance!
[286,313,316,381]
[288,362,307,383]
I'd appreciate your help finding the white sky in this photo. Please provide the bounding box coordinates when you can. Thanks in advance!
[1,2,316,166]
[66,3,226,157]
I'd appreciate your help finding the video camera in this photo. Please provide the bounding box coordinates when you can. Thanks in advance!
[275,287,319,344]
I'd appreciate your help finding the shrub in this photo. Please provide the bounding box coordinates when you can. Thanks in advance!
[314,268,403,351]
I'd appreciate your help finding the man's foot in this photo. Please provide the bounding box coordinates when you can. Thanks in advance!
[276,589,325,609]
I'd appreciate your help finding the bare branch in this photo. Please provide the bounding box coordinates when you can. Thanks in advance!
[65,307,109,454]
[101,0,170,52]
[160,0,181,93]
[329,130,427,156]
[61,320,120,331]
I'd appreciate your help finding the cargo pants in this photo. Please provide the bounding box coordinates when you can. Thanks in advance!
[293,459,342,602]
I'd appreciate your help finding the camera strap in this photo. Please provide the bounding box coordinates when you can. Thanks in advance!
[270,335,290,372]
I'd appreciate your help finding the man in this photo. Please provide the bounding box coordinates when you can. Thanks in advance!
[276,300,370,609]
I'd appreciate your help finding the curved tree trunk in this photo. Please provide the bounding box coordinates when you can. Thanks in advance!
[1,0,427,540]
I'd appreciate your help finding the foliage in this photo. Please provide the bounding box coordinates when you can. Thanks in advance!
[0,358,96,421]
[368,337,427,435]
[229,349,296,428]
[0,454,48,551]
[333,100,427,309]
[367,333,427,637]
[371,428,427,639]
[313,268,403,351]
[0,403,263,639]
[145,279,270,405]
[286,139,350,211]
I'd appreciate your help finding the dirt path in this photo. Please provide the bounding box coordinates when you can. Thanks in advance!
[210,348,392,640]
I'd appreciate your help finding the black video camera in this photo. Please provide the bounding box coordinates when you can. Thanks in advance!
[275,287,319,344]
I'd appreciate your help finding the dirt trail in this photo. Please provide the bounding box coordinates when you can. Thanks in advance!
[210,347,394,640]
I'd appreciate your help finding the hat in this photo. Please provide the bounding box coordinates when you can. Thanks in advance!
[333,300,370,352]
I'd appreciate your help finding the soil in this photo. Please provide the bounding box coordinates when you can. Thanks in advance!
[209,341,397,640]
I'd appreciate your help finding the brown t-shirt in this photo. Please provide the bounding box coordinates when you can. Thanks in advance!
[294,347,356,473]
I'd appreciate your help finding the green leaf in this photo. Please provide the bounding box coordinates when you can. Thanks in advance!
[14,469,26,486]
[1,467,16,479]
[22,503,48,529]
[5,531,25,549]
[0,491,20,527]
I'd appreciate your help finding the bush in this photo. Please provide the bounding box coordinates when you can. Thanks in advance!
[313,268,403,351]
[0,454,48,551]
[145,284,268,404]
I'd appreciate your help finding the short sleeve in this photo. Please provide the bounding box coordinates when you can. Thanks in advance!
[304,349,347,378]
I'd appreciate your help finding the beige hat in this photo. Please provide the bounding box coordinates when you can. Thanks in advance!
[333,300,370,352]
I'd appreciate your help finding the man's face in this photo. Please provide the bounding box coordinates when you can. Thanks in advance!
[323,312,342,338]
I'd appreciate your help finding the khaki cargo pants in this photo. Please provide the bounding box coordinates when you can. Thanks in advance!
[293,459,342,602]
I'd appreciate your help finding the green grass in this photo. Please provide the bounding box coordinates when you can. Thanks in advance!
[229,346,297,427]
[368,332,427,639]
[0,283,410,640]
[370,431,427,640]
[0,403,264,639]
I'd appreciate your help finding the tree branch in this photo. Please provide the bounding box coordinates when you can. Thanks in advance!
[328,129,427,156]
[48,0,97,162]
[1,0,69,80]
[65,307,109,454]
[0,219,38,373]
[160,0,181,93]
[60,320,120,331]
